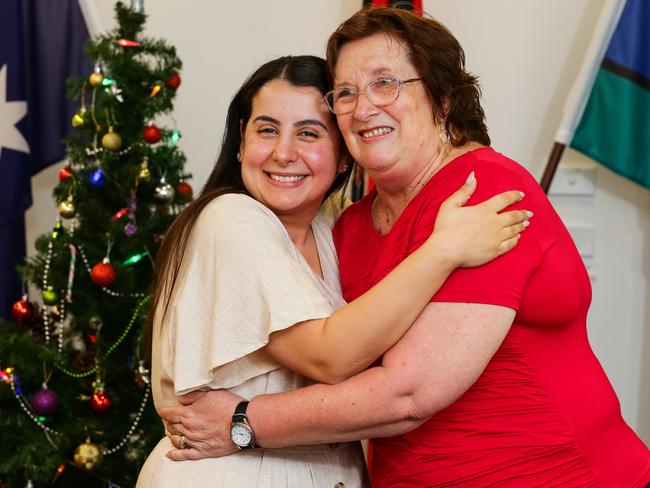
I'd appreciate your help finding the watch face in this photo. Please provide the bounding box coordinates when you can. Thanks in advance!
[231,422,252,447]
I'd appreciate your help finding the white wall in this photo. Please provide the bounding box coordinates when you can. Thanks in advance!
[26,0,648,442]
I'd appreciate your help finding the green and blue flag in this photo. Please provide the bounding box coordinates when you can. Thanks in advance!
[570,0,650,189]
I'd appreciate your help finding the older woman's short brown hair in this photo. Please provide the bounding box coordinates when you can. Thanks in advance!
[326,7,490,147]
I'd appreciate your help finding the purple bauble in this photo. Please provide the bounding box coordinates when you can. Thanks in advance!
[31,386,60,416]
[123,222,137,237]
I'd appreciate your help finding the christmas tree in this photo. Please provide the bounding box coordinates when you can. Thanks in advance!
[0,2,191,486]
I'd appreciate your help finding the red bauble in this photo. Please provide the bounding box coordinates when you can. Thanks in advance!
[90,391,111,414]
[11,298,34,323]
[165,71,181,89]
[142,125,162,144]
[90,262,116,287]
[176,182,193,201]
[59,166,73,181]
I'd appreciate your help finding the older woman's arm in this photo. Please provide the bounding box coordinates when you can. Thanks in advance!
[162,301,514,458]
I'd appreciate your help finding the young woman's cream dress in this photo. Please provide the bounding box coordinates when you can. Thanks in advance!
[137,194,368,488]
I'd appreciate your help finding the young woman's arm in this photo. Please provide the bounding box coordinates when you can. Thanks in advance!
[264,175,530,383]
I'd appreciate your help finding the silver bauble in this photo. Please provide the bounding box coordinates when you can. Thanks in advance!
[154,183,175,203]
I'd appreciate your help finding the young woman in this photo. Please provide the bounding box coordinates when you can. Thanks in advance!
[137,55,529,487]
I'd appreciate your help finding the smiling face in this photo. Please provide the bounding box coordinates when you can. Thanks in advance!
[334,33,443,187]
[240,78,343,224]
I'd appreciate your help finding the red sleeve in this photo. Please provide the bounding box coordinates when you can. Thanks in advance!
[333,191,372,252]
[411,158,547,311]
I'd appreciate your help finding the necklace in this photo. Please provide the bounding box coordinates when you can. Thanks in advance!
[371,196,403,234]
[371,140,471,233]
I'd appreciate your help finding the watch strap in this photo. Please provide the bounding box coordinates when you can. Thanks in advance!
[231,400,258,448]
[232,400,249,422]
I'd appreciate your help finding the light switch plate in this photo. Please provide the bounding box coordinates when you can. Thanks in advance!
[549,164,596,196]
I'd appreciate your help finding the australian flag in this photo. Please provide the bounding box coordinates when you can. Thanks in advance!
[0,0,92,319]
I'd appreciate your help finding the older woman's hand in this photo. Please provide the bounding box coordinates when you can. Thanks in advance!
[160,389,244,461]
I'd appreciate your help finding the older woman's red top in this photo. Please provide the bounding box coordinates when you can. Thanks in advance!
[333,147,650,487]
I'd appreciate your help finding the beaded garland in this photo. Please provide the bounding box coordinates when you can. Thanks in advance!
[40,225,146,356]
[3,368,151,455]
[54,296,150,378]
[6,214,154,458]
[77,245,146,299]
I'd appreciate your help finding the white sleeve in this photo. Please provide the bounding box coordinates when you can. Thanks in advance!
[166,194,333,394]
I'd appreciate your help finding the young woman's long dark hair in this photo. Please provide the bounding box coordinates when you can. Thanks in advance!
[145,56,352,360]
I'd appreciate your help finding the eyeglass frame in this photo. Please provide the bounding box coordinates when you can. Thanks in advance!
[323,77,423,115]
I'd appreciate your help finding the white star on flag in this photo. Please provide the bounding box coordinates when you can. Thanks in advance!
[0,64,30,161]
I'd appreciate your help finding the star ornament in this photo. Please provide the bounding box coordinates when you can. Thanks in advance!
[0,64,30,161]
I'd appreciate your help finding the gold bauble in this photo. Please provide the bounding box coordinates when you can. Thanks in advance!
[73,441,103,471]
[71,109,85,128]
[58,196,76,219]
[101,131,122,151]
[88,72,104,87]
[138,162,151,182]
[49,305,61,319]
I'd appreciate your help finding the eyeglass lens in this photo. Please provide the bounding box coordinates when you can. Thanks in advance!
[328,78,401,114]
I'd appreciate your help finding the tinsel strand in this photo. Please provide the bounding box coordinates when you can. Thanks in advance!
[54,296,150,378]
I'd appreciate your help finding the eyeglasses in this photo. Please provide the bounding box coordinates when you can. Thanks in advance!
[324,77,422,115]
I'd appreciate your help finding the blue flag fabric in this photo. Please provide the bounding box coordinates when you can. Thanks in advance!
[570,0,650,189]
[603,0,650,81]
[22,0,93,174]
[0,0,91,319]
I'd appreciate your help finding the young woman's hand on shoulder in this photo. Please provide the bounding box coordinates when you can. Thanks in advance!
[430,172,532,268]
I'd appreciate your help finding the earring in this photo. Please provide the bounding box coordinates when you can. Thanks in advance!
[340,164,350,173]
[236,152,241,161]
[439,127,450,144]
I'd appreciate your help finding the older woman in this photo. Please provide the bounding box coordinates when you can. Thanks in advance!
[162,8,650,487]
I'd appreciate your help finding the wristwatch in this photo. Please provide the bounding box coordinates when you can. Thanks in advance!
[230,400,258,449]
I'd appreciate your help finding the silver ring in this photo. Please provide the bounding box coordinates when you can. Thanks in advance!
[179,434,188,449]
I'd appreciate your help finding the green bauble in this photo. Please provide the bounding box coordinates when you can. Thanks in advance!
[42,288,59,305]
